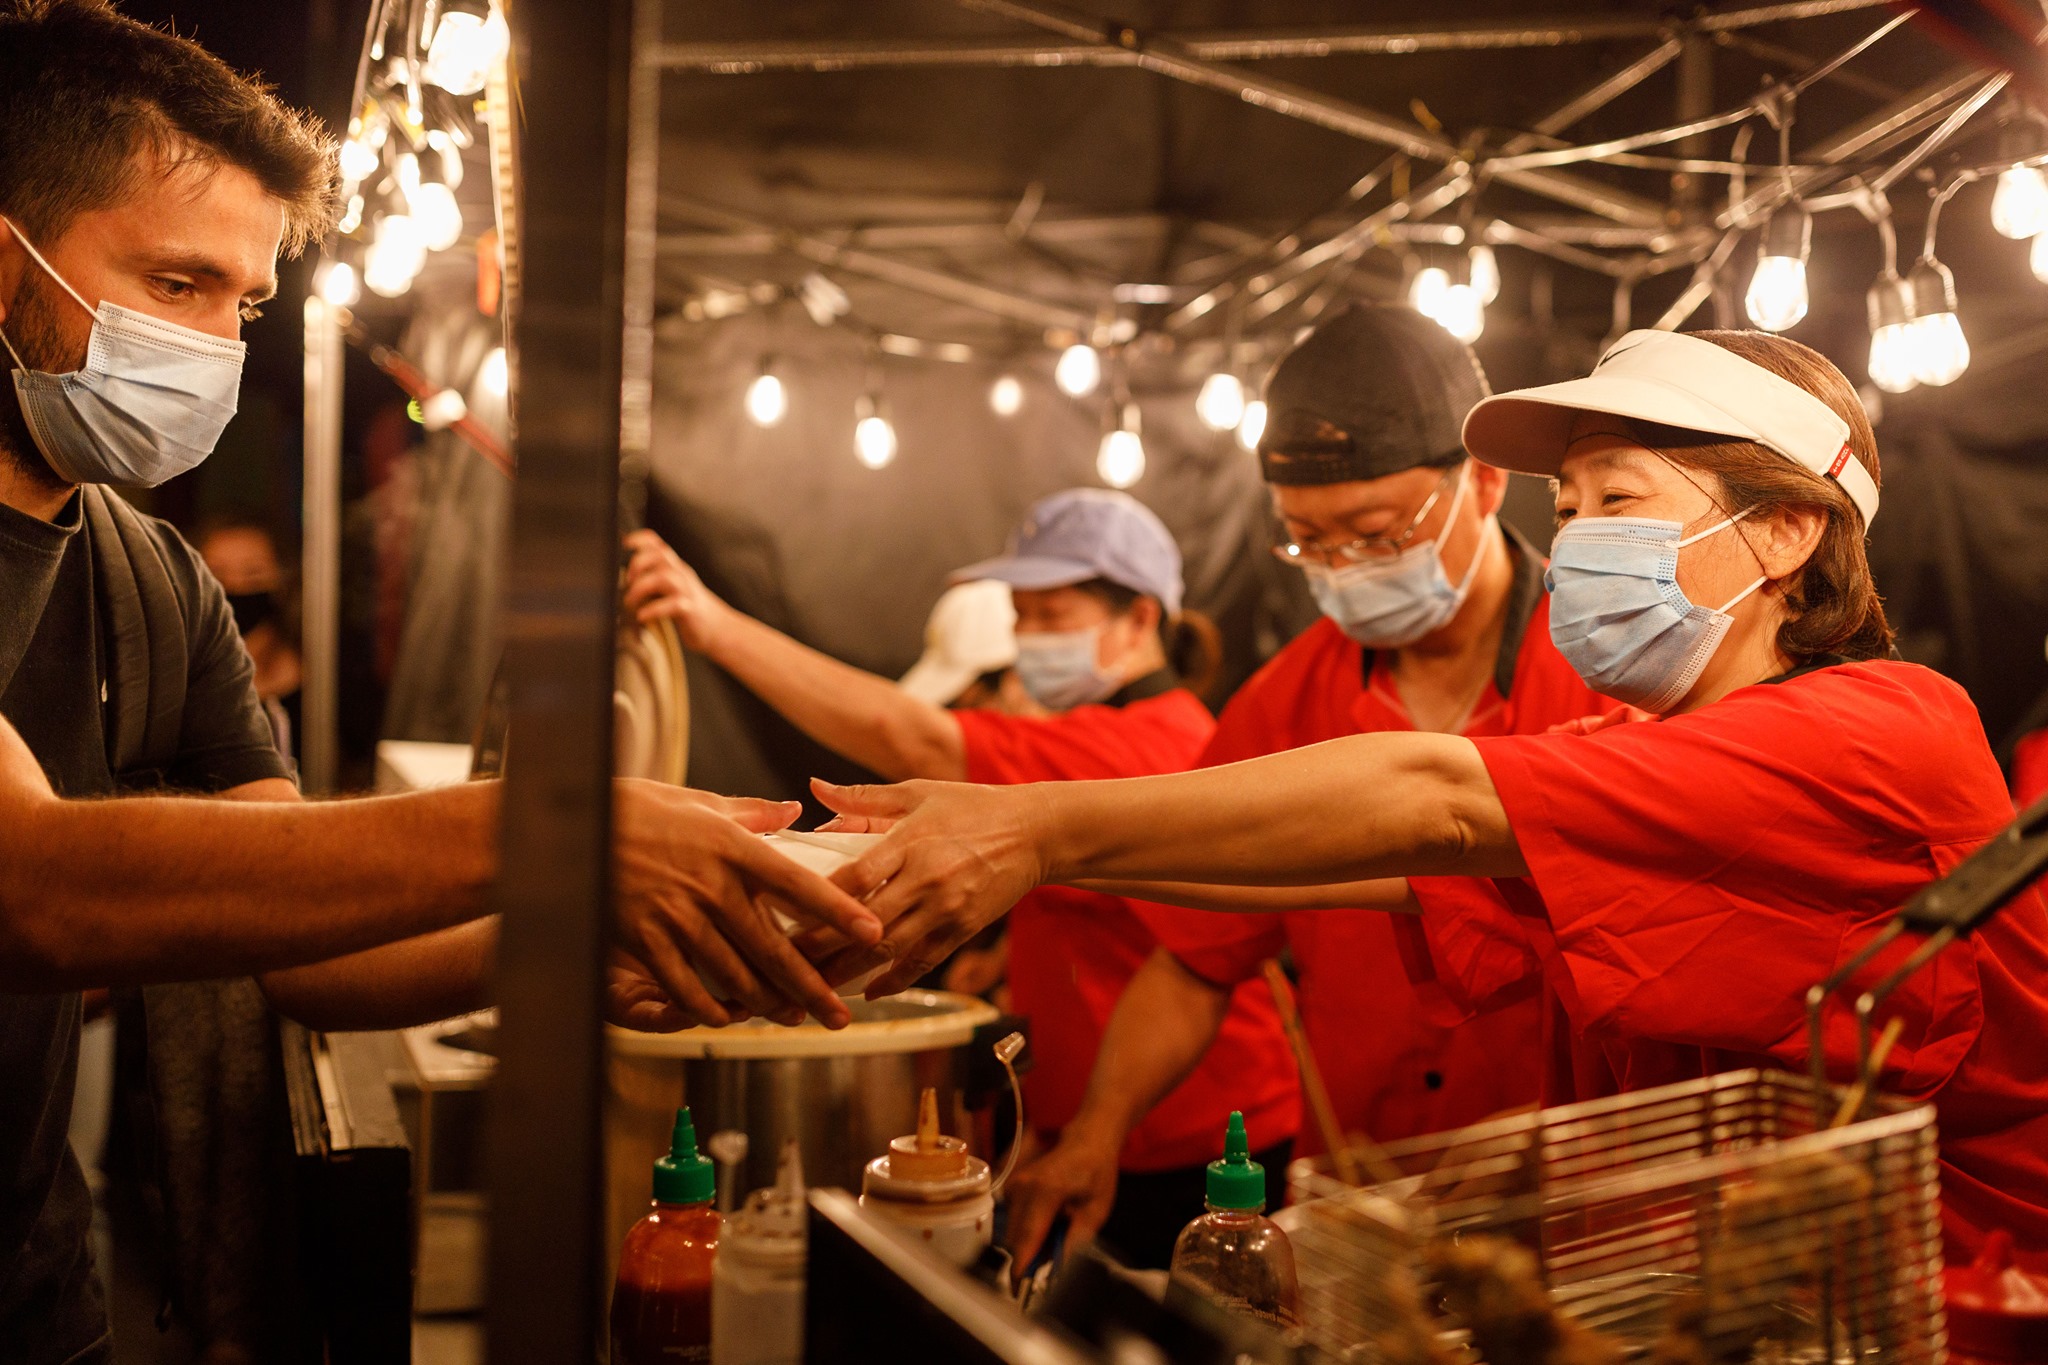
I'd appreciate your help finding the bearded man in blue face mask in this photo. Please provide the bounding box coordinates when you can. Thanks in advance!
[1005,303,1625,1268]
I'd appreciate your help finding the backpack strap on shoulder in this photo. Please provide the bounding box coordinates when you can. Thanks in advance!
[83,485,187,785]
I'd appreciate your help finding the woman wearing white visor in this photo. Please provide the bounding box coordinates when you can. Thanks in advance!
[814,330,2048,1267]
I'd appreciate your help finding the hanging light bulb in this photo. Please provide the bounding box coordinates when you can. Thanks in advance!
[362,214,427,298]
[1864,275,1918,395]
[1408,266,1451,320]
[1434,283,1485,344]
[1195,372,1245,431]
[1468,244,1501,305]
[1054,343,1101,397]
[1904,257,1969,386]
[423,0,510,97]
[1992,166,2048,239]
[478,347,509,398]
[744,359,787,427]
[410,181,464,252]
[1744,209,1812,332]
[989,374,1023,417]
[1236,399,1267,452]
[339,128,380,185]
[854,395,897,470]
[2032,231,2048,285]
[314,260,361,308]
[1097,428,1145,489]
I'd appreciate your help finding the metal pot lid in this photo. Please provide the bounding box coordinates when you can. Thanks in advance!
[606,989,1000,1059]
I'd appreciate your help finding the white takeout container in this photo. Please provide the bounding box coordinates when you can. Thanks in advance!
[760,830,886,998]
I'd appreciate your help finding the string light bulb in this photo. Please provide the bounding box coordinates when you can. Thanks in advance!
[744,359,787,427]
[1407,266,1450,319]
[1864,275,1917,395]
[339,129,380,185]
[1195,372,1246,431]
[1097,424,1145,490]
[423,0,510,97]
[1054,343,1101,397]
[478,347,509,399]
[989,374,1023,417]
[1992,165,2048,240]
[410,181,464,252]
[1904,257,1969,386]
[1745,209,1812,332]
[1436,284,1485,344]
[314,260,360,309]
[362,214,427,298]
[1237,399,1267,452]
[854,394,897,470]
[1468,244,1501,305]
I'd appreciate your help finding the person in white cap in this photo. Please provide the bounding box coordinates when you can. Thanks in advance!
[896,579,1026,711]
[623,496,1299,1268]
[811,329,2048,1271]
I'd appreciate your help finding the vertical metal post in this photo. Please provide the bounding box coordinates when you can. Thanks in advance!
[483,0,633,1353]
[299,295,343,794]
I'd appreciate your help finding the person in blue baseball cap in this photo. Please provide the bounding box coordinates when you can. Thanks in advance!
[623,491,1300,1269]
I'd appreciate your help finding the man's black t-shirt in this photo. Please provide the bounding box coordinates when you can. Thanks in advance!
[0,491,287,1365]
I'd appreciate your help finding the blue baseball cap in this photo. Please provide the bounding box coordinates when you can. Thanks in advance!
[951,489,1184,618]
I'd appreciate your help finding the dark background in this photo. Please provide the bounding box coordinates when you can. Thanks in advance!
[107,0,2048,796]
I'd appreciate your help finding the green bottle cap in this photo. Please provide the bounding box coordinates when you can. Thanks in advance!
[652,1106,716,1206]
[1204,1111,1266,1211]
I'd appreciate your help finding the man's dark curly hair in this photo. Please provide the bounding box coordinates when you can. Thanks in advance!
[0,0,339,256]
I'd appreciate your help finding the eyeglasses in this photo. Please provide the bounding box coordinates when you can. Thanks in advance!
[1271,464,1463,568]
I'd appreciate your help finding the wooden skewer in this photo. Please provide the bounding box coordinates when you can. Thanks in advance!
[1830,1016,1906,1129]
[1262,960,1404,1187]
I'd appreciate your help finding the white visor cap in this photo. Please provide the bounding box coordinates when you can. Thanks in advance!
[897,579,1019,705]
[1461,330,1878,527]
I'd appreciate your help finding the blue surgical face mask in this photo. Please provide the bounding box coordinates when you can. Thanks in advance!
[1545,511,1767,713]
[1014,627,1120,711]
[0,214,245,487]
[1301,466,1488,648]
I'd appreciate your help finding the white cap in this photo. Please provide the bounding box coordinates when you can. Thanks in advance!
[897,579,1018,705]
[1462,329,1879,527]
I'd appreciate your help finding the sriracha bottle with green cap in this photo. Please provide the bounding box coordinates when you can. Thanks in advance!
[611,1107,722,1363]
[1167,1111,1301,1337]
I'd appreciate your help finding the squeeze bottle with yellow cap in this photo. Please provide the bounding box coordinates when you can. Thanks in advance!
[1167,1111,1301,1335]
[857,1088,994,1268]
[611,1107,721,1364]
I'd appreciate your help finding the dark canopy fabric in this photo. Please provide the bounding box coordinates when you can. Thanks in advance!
[377,0,2048,800]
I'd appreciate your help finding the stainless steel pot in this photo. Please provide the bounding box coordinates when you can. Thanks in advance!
[604,991,1001,1253]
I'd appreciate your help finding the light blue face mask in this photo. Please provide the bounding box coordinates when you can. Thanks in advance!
[1014,627,1121,711]
[0,215,245,487]
[1545,511,1767,713]
[1300,466,1487,649]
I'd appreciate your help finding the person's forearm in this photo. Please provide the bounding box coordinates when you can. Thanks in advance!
[1,782,499,990]
[261,920,496,1031]
[1025,732,1523,887]
[703,610,965,781]
[1061,949,1232,1150]
[1073,878,1418,914]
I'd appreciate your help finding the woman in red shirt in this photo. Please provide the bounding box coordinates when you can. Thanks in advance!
[817,330,2048,1269]
[626,488,1298,1267]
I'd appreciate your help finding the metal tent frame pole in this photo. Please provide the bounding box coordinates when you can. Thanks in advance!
[483,0,634,1353]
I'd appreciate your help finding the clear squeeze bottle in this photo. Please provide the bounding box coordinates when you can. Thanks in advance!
[711,1140,807,1365]
[612,1107,721,1364]
[1167,1111,1301,1337]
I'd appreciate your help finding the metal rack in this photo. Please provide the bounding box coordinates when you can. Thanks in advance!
[1284,1070,1945,1365]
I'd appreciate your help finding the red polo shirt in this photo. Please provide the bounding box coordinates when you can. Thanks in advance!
[1139,532,1618,1153]
[956,683,1299,1172]
[1404,660,2048,1268]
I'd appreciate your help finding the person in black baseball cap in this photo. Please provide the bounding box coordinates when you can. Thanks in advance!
[1006,304,1619,1268]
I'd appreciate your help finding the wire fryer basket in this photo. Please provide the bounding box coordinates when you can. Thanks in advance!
[1282,1069,1946,1365]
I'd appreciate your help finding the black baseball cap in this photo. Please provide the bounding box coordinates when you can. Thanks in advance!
[1258,303,1491,486]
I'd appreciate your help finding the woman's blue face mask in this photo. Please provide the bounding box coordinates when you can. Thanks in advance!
[1545,509,1766,713]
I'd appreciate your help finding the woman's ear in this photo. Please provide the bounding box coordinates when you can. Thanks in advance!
[1126,595,1163,638]
[1756,503,1829,583]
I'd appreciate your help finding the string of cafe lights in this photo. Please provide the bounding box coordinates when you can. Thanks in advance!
[316,3,2048,486]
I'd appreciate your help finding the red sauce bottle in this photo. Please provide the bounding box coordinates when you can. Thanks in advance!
[611,1106,721,1364]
